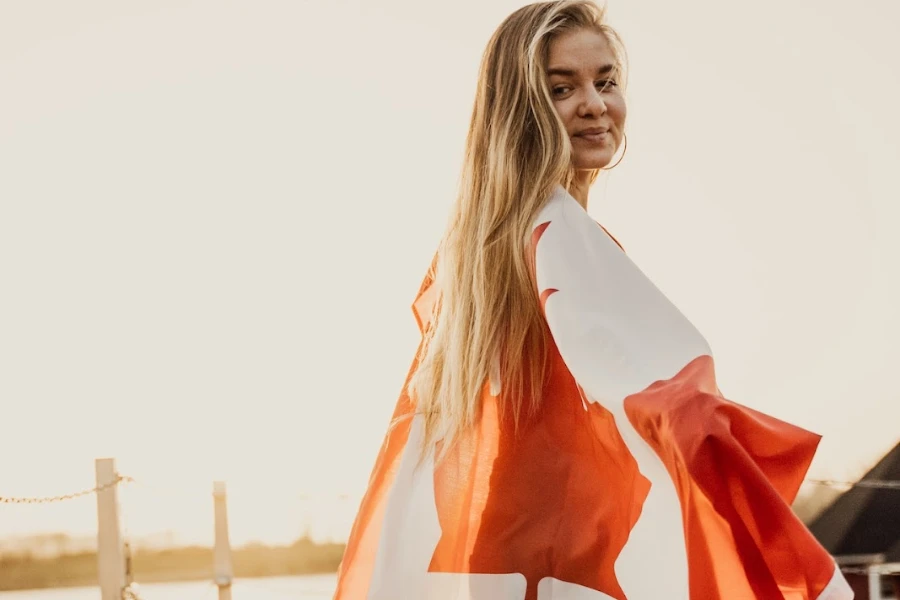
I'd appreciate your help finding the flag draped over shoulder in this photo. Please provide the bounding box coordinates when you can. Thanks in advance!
[333,185,853,600]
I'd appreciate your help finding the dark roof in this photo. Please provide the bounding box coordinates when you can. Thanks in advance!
[809,441,900,562]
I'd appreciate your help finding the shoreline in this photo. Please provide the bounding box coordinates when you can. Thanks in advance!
[0,538,344,593]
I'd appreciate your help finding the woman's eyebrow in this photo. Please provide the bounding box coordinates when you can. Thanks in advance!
[547,64,616,77]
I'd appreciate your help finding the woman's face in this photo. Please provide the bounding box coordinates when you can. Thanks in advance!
[546,28,627,171]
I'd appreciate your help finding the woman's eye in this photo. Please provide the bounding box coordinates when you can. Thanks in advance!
[551,80,617,97]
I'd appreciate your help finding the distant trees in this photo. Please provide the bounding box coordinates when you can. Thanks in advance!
[0,536,346,592]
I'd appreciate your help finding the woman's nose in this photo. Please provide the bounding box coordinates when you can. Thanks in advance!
[578,86,607,118]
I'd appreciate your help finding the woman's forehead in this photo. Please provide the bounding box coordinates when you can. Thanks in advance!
[547,29,616,75]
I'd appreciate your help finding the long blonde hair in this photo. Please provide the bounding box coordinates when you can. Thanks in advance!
[407,0,628,463]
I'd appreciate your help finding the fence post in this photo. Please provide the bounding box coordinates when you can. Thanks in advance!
[869,564,882,600]
[213,481,233,600]
[95,458,126,600]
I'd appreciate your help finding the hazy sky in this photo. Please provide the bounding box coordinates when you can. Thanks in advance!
[1,0,898,547]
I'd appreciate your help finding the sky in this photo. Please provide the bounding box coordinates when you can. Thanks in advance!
[0,0,898,548]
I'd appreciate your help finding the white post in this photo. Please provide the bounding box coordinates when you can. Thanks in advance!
[868,564,882,600]
[95,458,126,600]
[213,481,233,600]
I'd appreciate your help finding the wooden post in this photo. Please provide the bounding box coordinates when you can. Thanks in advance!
[869,564,882,600]
[213,481,233,600]
[95,458,126,600]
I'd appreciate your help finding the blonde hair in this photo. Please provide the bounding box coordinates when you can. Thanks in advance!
[407,0,628,463]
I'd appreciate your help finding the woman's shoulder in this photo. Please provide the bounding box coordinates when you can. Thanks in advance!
[532,185,625,253]
[534,184,579,226]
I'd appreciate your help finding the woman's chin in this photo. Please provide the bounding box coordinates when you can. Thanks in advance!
[573,151,614,171]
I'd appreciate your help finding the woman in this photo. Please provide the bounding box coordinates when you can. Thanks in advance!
[333,2,851,599]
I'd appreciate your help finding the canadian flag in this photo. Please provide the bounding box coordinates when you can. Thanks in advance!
[333,185,853,600]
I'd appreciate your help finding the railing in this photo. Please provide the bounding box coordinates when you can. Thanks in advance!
[2,460,898,599]
[0,458,233,600]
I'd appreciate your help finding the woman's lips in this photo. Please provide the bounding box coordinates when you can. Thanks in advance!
[575,131,608,143]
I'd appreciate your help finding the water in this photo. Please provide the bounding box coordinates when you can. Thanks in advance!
[0,574,337,599]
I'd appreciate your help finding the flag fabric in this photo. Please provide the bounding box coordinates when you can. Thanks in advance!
[333,185,852,600]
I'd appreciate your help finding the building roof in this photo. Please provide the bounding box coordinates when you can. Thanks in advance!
[809,441,900,563]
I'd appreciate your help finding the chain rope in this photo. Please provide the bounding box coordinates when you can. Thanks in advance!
[0,474,135,504]
[2,473,897,506]
[805,478,900,490]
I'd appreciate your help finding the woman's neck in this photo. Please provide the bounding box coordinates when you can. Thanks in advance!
[568,171,593,210]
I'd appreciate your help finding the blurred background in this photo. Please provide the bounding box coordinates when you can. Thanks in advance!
[1,0,898,598]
